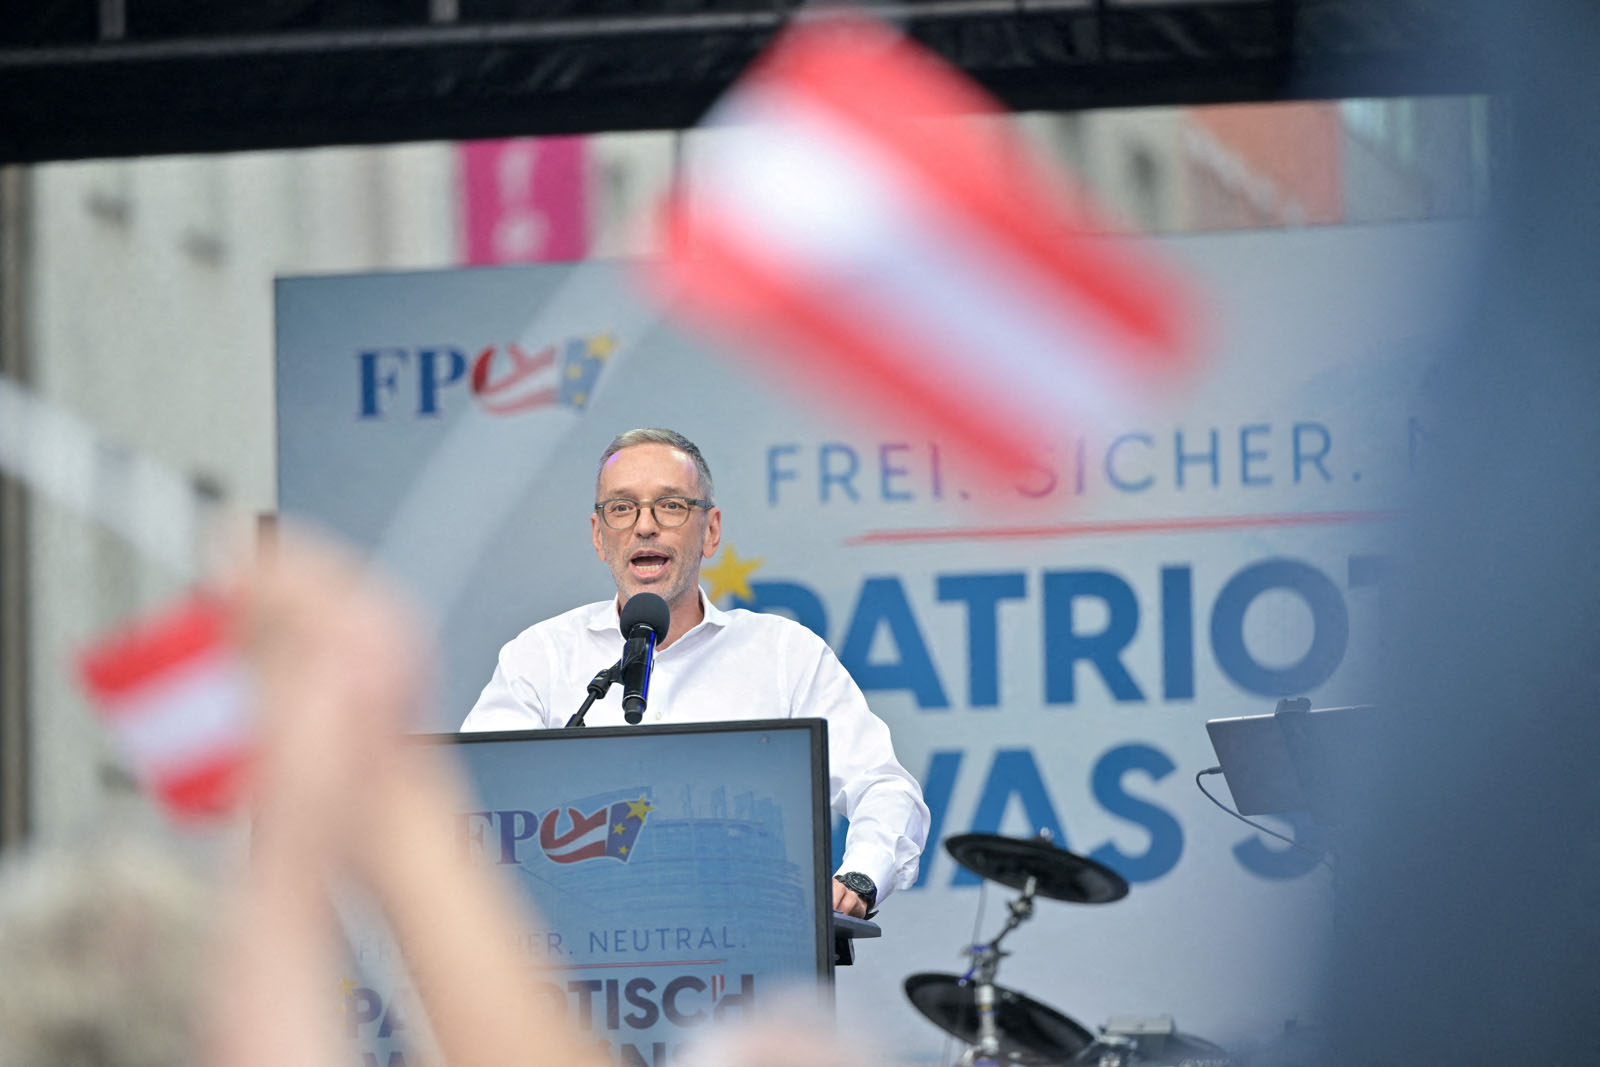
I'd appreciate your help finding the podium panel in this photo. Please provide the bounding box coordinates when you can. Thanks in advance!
[349,719,832,1065]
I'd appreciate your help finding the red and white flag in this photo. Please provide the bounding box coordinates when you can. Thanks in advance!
[645,15,1196,479]
[78,593,253,820]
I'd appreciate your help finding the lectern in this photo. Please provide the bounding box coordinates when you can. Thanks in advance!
[347,719,841,1065]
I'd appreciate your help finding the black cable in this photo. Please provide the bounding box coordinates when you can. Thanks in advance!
[1195,767,1334,873]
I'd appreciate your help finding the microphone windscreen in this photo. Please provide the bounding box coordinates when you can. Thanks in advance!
[620,592,671,638]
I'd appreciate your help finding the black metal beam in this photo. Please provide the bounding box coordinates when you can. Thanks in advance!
[0,0,1486,163]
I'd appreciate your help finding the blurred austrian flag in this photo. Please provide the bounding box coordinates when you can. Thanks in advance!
[647,15,1195,478]
[78,594,252,820]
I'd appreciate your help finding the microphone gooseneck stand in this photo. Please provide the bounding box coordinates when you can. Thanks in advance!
[565,662,619,728]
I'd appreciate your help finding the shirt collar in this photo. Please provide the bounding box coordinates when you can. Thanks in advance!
[586,587,729,638]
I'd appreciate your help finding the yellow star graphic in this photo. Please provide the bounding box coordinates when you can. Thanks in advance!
[618,845,629,855]
[701,544,763,604]
[588,332,618,360]
[337,977,359,1014]
[627,796,655,820]
[613,823,626,834]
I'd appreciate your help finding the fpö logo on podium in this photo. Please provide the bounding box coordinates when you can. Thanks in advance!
[355,332,617,419]
[462,794,656,867]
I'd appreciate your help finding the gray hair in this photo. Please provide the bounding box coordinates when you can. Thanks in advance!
[0,837,217,1067]
[597,428,715,499]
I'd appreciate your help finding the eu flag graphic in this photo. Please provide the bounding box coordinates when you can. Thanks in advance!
[540,793,654,864]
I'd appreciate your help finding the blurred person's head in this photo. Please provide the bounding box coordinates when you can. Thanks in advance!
[592,428,722,623]
[0,837,216,1067]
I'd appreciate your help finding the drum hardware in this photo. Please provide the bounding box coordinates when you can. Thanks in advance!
[943,832,1130,904]
[902,972,1093,1066]
[906,832,1230,1067]
[903,832,1128,1067]
[962,871,1035,1066]
[1071,1016,1232,1067]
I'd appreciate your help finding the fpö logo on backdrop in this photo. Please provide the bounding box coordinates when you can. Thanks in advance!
[355,332,617,419]
[463,794,655,867]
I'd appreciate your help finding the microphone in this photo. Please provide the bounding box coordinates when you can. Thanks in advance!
[618,593,670,724]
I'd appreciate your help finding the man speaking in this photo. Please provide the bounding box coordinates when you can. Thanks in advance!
[463,428,929,918]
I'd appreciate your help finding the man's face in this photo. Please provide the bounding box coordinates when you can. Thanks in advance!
[591,443,722,612]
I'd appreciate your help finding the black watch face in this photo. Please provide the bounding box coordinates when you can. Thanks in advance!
[839,873,876,903]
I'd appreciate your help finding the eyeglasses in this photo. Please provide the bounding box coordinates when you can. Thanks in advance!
[594,496,715,530]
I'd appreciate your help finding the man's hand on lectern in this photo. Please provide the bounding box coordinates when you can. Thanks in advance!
[832,879,868,918]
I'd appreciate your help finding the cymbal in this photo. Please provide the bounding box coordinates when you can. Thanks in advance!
[904,972,1094,1065]
[945,833,1129,904]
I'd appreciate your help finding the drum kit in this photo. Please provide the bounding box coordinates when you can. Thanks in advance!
[903,832,1231,1067]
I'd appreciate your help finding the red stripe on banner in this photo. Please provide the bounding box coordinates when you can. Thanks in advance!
[746,16,1192,369]
[844,510,1404,546]
[78,593,230,702]
[658,200,1049,476]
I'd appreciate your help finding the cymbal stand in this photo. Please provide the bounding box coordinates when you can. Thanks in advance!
[959,874,1039,1067]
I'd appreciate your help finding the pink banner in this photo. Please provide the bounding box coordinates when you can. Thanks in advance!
[459,137,590,264]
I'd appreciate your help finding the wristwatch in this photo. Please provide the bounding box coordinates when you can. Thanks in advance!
[834,871,878,914]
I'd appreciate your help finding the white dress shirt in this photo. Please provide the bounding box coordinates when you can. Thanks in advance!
[462,590,930,901]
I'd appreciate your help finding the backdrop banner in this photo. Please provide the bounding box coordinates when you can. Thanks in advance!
[275,221,1474,1064]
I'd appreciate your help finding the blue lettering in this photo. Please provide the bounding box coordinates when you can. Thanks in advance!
[1175,428,1220,488]
[1160,565,1194,701]
[377,997,407,1039]
[735,581,828,639]
[956,749,1067,886]
[495,809,538,865]
[416,347,467,416]
[1292,422,1332,483]
[819,443,860,503]
[912,750,964,888]
[624,978,658,1029]
[1234,811,1327,879]
[880,443,914,501]
[1240,423,1272,486]
[1211,559,1348,695]
[839,578,948,708]
[357,348,409,418]
[766,444,800,505]
[1105,432,1154,492]
[1015,462,1056,499]
[1042,570,1144,704]
[568,980,602,1029]
[662,976,707,1026]
[1088,743,1184,883]
[346,988,382,1037]
[937,573,1026,708]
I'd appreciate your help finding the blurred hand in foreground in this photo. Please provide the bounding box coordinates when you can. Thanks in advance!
[209,524,608,1067]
